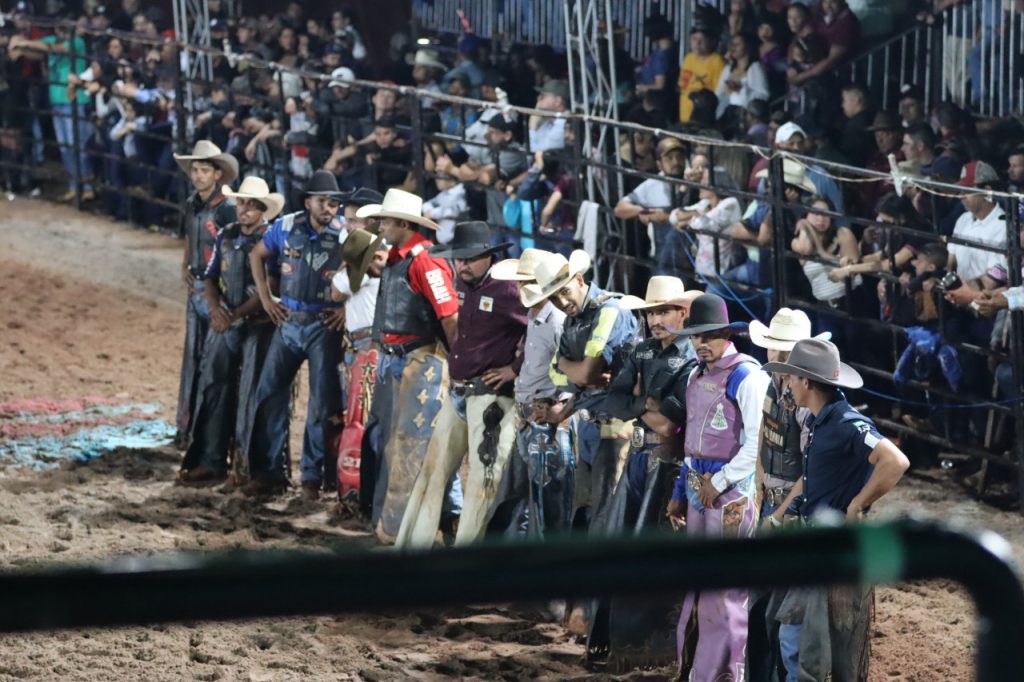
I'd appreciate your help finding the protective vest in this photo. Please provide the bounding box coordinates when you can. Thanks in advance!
[217,223,263,309]
[276,211,343,307]
[759,381,803,481]
[187,190,228,274]
[372,244,438,340]
[560,293,634,380]
[683,352,756,461]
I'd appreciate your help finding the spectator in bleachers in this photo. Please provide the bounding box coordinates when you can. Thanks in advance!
[899,123,938,175]
[944,161,1007,308]
[773,122,845,214]
[361,117,413,193]
[619,123,658,185]
[792,0,861,90]
[743,99,771,148]
[636,14,676,118]
[422,172,467,245]
[785,2,815,44]
[898,84,927,128]
[330,9,367,63]
[859,111,904,214]
[677,166,743,282]
[410,49,447,108]
[836,83,876,167]
[785,34,838,126]
[443,35,486,99]
[715,33,770,137]
[726,0,759,40]
[439,73,478,137]
[756,12,789,96]
[529,79,569,154]
[678,25,725,122]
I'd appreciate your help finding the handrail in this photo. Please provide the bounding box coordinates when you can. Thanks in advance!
[0,520,1021,679]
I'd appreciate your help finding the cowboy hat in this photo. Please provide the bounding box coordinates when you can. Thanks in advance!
[756,159,816,194]
[748,307,814,352]
[672,293,747,336]
[304,169,345,198]
[174,140,238,184]
[430,221,514,260]
[621,276,701,310]
[519,250,592,308]
[343,187,384,207]
[356,188,440,231]
[491,247,549,281]
[222,176,285,222]
[408,49,446,70]
[762,338,863,389]
[334,228,386,294]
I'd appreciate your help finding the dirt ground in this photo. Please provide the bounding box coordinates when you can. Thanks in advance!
[1,199,1021,681]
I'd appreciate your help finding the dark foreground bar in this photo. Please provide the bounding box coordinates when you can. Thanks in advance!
[0,520,1021,680]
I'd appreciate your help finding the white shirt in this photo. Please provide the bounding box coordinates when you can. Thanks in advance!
[715,62,770,117]
[529,117,566,153]
[423,183,467,245]
[950,204,1007,281]
[684,345,770,493]
[330,271,380,332]
[625,172,674,209]
[689,197,743,277]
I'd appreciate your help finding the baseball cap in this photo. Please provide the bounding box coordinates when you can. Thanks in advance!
[866,111,901,132]
[328,67,355,89]
[656,136,687,159]
[486,113,515,133]
[921,156,964,181]
[775,121,807,144]
[958,160,1000,188]
[537,79,570,102]
[323,42,345,57]
[899,83,924,101]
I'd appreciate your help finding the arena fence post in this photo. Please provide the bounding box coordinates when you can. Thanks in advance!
[275,69,293,211]
[767,154,787,314]
[68,22,83,210]
[409,95,426,200]
[1006,195,1024,514]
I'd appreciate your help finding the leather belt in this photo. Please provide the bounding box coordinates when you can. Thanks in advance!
[381,339,430,358]
[451,377,512,399]
[347,327,373,342]
[631,426,662,449]
[288,310,335,324]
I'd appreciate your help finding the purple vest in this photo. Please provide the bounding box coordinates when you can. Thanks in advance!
[683,352,755,461]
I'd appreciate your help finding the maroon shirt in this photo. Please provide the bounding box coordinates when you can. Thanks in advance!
[814,8,861,52]
[448,272,528,381]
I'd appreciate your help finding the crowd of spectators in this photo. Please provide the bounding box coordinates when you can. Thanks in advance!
[2,0,1024,457]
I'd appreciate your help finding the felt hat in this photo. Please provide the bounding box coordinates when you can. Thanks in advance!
[762,338,863,388]
[866,111,901,132]
[621,276,701,310]
[491,248,549,281]
[335,228,386,294]
[221,176,285,221]
[304,169,345,198]
[343,187,384,207]
[756,159,817,194]
[672,293,747,336]
[355,188,440,231]
[519,250,592,308]
[174,140,238,184]
[430,221,514,259]
[748,307,814,352]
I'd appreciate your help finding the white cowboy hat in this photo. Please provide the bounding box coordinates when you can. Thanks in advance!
[173,140,239,184]
[748,307,814,352]
[621,276,701,310]
[408,49,446,70]
[222,176,286,222]
[755,159,816,195]
[491,248,550,281]
[762,338,863,389]
[354,203,382,219]
[355,188,440,231]
[519,250,592,308]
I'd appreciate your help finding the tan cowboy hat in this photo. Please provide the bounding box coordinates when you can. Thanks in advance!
[174,140,239,184]
[749,307,814,352]
[355,188,440,231]
[762,338,863,389]
[519,250,592,308]
[621,276,701,310]
[491,247,549,281]
[408,49,446,70]
[333,228,386,294]
[756,159,816,195]
[222,176,285,222]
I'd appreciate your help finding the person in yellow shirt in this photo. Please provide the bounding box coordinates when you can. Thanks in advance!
[678,26,725,121]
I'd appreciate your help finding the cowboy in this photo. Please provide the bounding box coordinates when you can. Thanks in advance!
[667,293,769,682]
[172,140,239,448]
[487,248,575,540]
[747,307,820,682]
[763,338,909,682]
[357,189,460,543]
[247,170,348,499]
[340,187,384,235]
[177,177,284,485]
[395,221,527,548]
[330,228,389,507]
[593,276,700,670]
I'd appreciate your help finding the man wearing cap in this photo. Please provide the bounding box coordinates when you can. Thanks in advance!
[359,189,460,542]
[666,293,769,682]
[330,229,389,507]
[247,170,348,498]
[178,177,284,485]
[944,160,1007,309]
[592,276,699,670]
[530,79,569,153]
[395,222,528,548]
[171,140,239,449]
[763,338,909,682]
[772,122,845,214]
[436,113,529,193]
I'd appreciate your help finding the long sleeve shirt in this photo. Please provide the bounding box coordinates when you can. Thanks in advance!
[514,302,566,405]
[605,335,696,427]
[448,272,528,381]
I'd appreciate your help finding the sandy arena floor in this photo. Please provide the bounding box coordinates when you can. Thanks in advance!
[1,199,1021,681]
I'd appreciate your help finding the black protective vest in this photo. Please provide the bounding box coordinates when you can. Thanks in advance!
[187,191,227,274]
[372,244,438,341]
[561,293,633,379]
[276,211,344,306]
[759,381,803,481]
[217,223,262,309]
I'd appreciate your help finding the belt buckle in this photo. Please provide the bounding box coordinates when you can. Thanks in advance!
[631,426,645,450]
[686,469,704,492]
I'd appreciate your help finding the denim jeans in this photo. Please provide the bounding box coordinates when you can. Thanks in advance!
[51,103,93,192]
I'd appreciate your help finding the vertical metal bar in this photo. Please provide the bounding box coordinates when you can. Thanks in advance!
[883,43,891,110]
[68,23,83,209]
[276,69,292,206]
[768,155,788,313]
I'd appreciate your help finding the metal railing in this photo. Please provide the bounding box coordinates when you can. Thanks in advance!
[0,520,1022,680]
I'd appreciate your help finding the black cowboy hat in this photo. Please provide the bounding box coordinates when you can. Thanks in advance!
[672,293,748,337]
[304,170,344,198]
[343,187,384,207]
[431,221,514,260]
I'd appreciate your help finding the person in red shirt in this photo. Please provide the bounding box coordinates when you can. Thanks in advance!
[356,189,459,543]
[788,0,861,90]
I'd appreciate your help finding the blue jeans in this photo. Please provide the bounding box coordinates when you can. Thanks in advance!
[250,318,342,484]
[51,103,93,192]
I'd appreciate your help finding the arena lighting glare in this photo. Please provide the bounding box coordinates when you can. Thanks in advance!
[416,37,431,45]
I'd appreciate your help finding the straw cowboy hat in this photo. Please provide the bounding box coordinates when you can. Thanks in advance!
[755,159,816,195]
[519,250,592,308]
[174,140,238,184]
[621,276,701,311]
[672,293,748,337]
[355,188,440,231]
[748,307,814,352]
[222,176,285,222]
[333,228,386,294]
[408,49,446,70]
[431,221,514,260]
[491,247,549,281]
[762,338,863,389]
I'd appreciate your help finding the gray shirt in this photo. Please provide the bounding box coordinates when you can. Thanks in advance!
[515,301,567,405]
